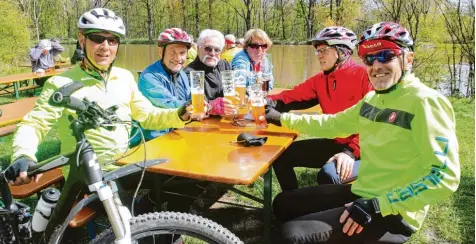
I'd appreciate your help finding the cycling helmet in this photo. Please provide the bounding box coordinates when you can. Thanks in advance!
[157,28,192,49]
[78,8,126,36]
[311,26,357,50]
[359,22,413,48]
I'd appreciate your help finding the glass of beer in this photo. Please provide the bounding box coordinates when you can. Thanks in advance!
[190,70,205,116]
[221,70,236,111]
[261,72,272,94]
[234,70,248,115]
[249,85,267,128]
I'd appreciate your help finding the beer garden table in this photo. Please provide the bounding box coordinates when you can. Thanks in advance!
[116,117,299,244]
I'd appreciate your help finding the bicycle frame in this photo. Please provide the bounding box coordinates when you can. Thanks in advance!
[0,117,167,244]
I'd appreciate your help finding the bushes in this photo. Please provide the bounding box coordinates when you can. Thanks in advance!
[0,1,30,75]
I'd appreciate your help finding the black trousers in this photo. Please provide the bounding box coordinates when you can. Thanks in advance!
[273,138,359,191]
[273,184,415,243]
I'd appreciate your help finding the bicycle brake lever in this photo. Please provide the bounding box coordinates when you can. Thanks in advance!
[103,159,168,182]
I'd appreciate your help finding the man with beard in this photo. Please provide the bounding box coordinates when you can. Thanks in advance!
[185,29,237,116]
[130,27,193,147]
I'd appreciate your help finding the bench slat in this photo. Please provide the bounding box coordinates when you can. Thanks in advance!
[0,124,17,137]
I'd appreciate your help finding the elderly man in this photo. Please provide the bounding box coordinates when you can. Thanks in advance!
[221,34,242,63]
[130,27,193,147]
[267,22,460,243]
[185,29,237,116]
[29,39,64,86]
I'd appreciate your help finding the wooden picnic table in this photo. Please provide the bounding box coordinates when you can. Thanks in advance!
[0,97,38,127]
[116,117,298,244]
[0,68,68,99]
[19,60,71,68]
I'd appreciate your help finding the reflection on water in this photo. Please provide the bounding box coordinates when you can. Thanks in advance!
[64,44,363,87]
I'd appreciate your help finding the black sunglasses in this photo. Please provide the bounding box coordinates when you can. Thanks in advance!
[87,34,120,46]
[204,46,222,53]
[362,49,401,66]
[248,43,268,50]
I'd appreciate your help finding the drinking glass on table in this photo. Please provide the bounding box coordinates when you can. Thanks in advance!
[248,84,267,128]
[261,72,272,95]
[190,70,205,116]
[234,70,248,116]
[221,70,238,117]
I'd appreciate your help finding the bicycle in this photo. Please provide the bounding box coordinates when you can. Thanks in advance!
[0,82,243,244]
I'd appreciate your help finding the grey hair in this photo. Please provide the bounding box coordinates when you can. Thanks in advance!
[197,29,225,50]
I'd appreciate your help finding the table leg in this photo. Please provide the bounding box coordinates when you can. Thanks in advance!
[13,81,19,99]
[154,175,163,211]
[263,167,272,244]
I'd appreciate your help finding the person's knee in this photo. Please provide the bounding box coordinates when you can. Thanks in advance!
[317,163,340,185]
[273,192,292,222]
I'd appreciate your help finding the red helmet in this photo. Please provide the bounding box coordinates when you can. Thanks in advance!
[311,26,357,50]
[359,22,413,48]
[157,28,192,48]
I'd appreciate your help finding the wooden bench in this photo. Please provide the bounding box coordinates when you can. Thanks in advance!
[0,84,40,96]
[0,97,38,127]
[9,167,96,228]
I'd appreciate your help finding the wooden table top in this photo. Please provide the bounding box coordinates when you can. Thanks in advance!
[0,97,38,127]
[116,117,298,185]
[0,68,68,85]
[19,61,71,68]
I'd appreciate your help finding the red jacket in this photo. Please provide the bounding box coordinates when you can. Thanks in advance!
[268,59,373,158]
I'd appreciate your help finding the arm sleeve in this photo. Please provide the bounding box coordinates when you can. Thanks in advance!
[231,55,250,71]
[268,76,319,104]
[130,77,187,130]
[30,47,43,61]
[377,96,460,216]
[342,135,360,159]
[11,78,64,162]
[281,100,362,138]
[138,72,186,109]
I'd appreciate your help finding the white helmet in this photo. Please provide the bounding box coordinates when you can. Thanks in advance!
[78,8,125,36]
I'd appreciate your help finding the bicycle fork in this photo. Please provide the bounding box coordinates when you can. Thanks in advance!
[81,143,132,244]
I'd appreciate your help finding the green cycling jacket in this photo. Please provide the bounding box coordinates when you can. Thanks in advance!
[281,73,460,230]
[11,65,187,172]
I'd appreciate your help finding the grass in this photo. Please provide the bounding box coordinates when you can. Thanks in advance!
[0,97,473,243]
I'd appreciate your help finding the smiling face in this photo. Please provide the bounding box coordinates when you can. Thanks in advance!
[198,37,222,67]
[162,43,188,73]
[365,50,414,90]
[246,37,268,63]
[315,44,339,72]
[78,32,119,70]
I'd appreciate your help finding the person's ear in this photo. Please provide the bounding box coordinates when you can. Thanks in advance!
[158,46,163,60]
[78,33,85,49]
[405,51,415,70]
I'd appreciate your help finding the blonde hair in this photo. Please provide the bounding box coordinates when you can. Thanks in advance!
[243,29,272,49]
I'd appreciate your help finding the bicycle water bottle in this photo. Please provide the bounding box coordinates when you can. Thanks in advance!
[32,188,60,232]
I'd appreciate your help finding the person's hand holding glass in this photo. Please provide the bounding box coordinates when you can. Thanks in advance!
[248,84,268,128]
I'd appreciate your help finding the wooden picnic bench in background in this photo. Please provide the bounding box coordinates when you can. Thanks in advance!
[0,97,38,136]
[0,68,67,99]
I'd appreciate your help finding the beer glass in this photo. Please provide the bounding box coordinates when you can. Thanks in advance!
[221,70,236,109]
[261,72,272,94]
[234,70,248,115]
[248,85,267,128]
[190,70,205,115]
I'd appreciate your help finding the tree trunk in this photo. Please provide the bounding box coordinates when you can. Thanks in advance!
[280,0,286,40]
[208,0,213,28]
[145,0,153,43]
[181,0,186,29]
[195,0,199,36]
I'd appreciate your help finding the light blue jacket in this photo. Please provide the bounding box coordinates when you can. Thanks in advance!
[130,60,191,147]
[231,49,274,90]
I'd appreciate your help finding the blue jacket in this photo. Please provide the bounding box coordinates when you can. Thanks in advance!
[130,60,191,147]
[231,49,274,90]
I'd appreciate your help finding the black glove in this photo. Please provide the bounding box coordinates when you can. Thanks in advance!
[236,133,268,147]
[177,100,192,121]
[265,105,282,126]
[346,198,380,226]
[5,156,36,182]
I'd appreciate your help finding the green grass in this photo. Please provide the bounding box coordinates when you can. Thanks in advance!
[0,97,473,243]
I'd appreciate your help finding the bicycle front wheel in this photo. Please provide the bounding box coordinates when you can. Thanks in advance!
[90,211,243,244]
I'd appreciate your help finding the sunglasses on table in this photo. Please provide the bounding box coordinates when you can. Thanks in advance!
[362,49,401,66]
[248,43,268,50]
[87,34,120,46]
[204,46,222,53]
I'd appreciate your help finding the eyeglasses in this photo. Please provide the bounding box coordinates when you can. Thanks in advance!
[204,46,222,53]
[362,49,401,66]
[314,46,333,55]
[87,34,120,46]
[248,43,268,50]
